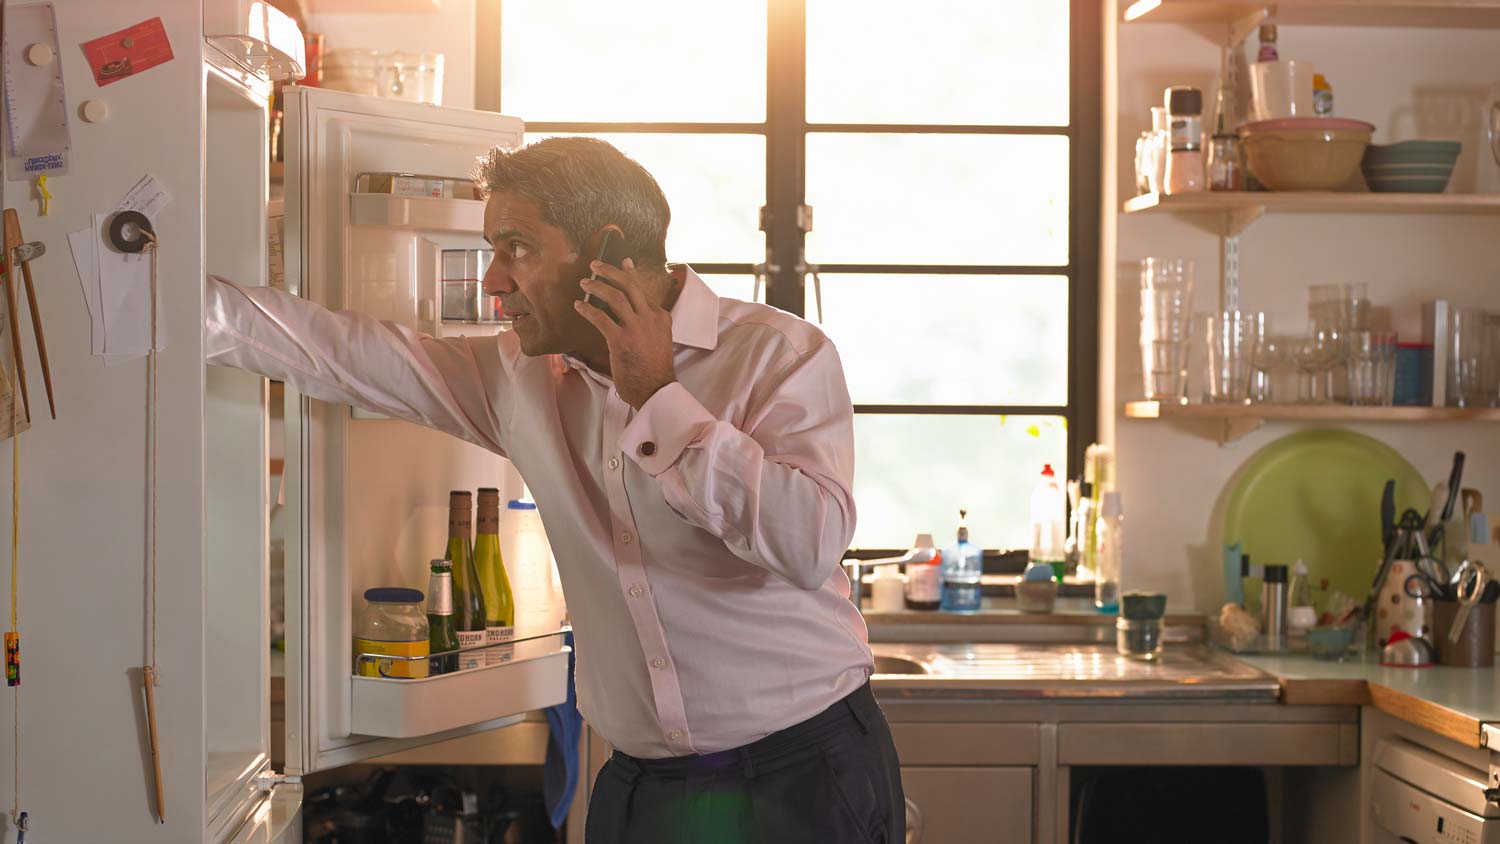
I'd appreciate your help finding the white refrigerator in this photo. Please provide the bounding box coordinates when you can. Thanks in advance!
[1,3,569,842]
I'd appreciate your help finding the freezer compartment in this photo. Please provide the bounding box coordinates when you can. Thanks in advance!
[350,636,569,739]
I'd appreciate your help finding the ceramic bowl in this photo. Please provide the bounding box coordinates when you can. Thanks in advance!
[1306,624,1355,660]
[1238,117,1375,191]
[1361,140,1461,193]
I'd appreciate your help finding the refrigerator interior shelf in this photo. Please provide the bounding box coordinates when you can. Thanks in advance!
[349,192,485,233]
[349,637,570,739]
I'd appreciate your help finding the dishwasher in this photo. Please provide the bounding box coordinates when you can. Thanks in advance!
[1371,738,1500,843]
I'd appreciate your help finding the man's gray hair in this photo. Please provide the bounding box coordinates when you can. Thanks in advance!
[475,137,670,267]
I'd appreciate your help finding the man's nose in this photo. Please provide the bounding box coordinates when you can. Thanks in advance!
[483,257,516,296]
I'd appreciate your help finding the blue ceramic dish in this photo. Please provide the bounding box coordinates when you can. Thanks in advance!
[1361,140,1461,193]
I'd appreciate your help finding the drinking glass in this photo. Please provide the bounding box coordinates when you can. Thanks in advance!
[1293,329,1339,404]
[1451,306,1489,408]
[1140,258,1194,402]
[1251,333,1293,403]
[1483,313,1500,408]
[1347,331,1398,406]
[1307,284,1350,401]
[1205,311,1258,404]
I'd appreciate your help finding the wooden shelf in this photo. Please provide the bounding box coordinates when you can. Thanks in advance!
[1126,400,1500,442]
[1124,191,1500,217]
[1123,0,1500,29]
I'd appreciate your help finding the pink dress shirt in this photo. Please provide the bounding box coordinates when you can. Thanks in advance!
[204,266,874,758]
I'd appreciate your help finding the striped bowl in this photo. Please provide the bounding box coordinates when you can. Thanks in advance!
[1361,140,1461,193]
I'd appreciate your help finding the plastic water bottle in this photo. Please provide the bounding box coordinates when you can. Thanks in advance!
[1094,492,1123,614]
[1028,464,1067,581]
[940,510,982,613]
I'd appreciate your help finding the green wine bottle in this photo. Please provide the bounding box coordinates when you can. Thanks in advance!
[426,559,460,675]
[445,491,487,671]
[475,488,516,665]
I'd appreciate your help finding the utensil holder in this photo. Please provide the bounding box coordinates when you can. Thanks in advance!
[1435,600,1496,667]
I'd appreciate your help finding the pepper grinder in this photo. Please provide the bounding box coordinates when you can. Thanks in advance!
[1261,564,1288,651]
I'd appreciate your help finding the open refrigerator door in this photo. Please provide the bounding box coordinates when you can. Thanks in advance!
[279,86,569,777]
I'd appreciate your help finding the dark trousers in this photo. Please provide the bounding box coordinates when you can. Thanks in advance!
[585,683,904,844]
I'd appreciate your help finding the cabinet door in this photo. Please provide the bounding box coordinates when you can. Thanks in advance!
[902,767,1032,844]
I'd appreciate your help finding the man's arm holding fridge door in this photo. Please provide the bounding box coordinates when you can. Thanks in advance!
[204,275,513,455]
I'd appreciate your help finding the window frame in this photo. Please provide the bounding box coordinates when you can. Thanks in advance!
[477,0,1100,559]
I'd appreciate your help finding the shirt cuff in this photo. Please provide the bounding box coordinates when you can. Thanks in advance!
[619,382,716,476]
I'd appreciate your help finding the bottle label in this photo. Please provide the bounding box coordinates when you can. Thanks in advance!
[906,566,941,603]
[1169,116,1201,152]
[457,630,485,671]
[484,626,516,666]
[428,573,454,614]
[355,638,430,679]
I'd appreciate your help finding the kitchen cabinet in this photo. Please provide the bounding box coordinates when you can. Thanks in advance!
[903,767,1033,844]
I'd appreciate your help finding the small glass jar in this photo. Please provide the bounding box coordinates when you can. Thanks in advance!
[1117,617,1163,661]
[354,587,430,679]
[1207,134,1244,191]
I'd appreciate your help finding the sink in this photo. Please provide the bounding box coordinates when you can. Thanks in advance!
[872,655,929,675]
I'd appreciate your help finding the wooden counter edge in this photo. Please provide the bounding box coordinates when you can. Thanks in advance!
[1273,675,1481,747]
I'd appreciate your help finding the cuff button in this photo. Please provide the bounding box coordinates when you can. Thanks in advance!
[639,441,657,457]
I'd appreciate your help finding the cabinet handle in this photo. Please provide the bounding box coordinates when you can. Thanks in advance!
[905,796,923,844]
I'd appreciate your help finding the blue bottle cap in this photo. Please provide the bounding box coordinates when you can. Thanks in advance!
[508,499,538,510]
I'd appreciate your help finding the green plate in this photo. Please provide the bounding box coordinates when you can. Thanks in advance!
[1223,429,1429,613]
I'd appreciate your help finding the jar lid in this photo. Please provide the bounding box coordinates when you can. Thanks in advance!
[365,587,424,603]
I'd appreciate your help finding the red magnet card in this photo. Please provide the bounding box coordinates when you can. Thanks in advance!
[80,18,174,87]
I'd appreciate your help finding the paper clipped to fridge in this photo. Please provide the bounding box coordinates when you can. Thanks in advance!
[67,175,172,361]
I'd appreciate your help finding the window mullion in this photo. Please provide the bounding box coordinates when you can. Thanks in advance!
[764,0,807,317]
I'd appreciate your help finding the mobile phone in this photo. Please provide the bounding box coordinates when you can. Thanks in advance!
[583,229,632,322]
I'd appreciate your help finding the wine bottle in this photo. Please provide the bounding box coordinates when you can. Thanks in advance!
[475,488,516,665]
[445,490,487,671]
[426,559,460,675]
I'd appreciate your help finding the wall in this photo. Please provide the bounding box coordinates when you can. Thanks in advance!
[1106,5,1500,611]
[307,0,477,109]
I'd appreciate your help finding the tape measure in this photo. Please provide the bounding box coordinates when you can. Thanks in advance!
[2,2,70,178]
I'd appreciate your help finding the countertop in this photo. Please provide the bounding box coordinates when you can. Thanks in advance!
[1233,651,1500,748]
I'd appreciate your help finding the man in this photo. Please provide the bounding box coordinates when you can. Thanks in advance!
[205,137,903,842]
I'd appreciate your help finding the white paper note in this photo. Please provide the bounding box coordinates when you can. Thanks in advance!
[94,212,156,360]
[115,174,173,222]
[67,225,104,355]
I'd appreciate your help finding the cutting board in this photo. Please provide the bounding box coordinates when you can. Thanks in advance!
[1223,429,1429,614]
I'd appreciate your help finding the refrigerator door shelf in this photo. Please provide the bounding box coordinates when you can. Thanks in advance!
[350,192,485,234]
[350,638,569,739]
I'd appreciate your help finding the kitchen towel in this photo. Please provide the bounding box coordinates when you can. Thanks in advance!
[544,631,582,829]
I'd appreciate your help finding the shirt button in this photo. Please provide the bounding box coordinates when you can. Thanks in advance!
[607,457,620,471]
[622,531,634,544]
[639,441,657,457]
[628,584,643,598]
[667,729,683,742]
[650,657,666,669]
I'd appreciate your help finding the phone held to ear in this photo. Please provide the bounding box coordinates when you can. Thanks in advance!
[584,229,632,323]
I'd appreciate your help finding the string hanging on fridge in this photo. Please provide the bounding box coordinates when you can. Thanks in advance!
[110,210,166,825]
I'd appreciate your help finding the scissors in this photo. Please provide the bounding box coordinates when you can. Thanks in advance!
[1411,555,1451,599]
[1448,561,1490,644]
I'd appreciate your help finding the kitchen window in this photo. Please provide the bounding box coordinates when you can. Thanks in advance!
[478,0,1099,559]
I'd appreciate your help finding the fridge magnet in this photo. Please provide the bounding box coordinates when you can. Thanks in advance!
[79,17,173,87]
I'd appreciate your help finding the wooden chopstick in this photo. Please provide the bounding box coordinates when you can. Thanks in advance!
[0,212,28,424]
[4,212,54,419]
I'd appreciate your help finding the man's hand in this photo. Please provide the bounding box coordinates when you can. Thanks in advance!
[574,259,677,409]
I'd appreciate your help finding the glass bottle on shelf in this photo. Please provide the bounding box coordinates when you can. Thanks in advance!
[427,560,460,676]
[475,487,516,665]
[444,490,487,671]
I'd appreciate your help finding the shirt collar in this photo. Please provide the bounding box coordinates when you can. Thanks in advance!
[668,265,719,351]
[559,264,719,375]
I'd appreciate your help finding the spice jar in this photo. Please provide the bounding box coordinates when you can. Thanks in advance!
[354,587,430,679]
[1163,87,1205,195]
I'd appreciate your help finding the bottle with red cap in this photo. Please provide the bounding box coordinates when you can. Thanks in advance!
[1029,463,1068,582]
